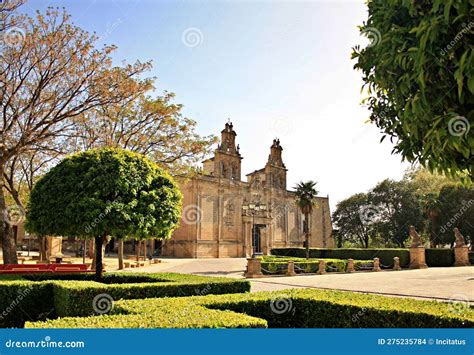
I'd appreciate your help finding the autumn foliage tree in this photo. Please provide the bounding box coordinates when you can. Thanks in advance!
[0,7,151,263]
[26,148,182,279]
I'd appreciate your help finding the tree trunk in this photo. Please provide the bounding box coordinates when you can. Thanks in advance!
[0,162,18,264]
[38,235,47,261]
[118,240,124,270]
[94,234,105,280]
[304,213,310,259]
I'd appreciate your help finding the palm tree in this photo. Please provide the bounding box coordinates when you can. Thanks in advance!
[421,192,441,248]
[294,180,319,259]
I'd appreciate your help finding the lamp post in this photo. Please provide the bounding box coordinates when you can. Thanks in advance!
[242,201,267,259]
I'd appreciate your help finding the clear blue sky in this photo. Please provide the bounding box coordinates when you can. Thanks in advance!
[25,0,410,210]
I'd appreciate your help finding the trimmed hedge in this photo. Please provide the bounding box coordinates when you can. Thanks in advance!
[27,288,474,328]
[425,249,455,267]
[0,281,54,328]
[271,248,410,268]
[259,256,373,274]
[0,273,250,327]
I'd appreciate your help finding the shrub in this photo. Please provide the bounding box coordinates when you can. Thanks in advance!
[27,288,474,328]
[260,256,373,274]
[0,281,54,328]
[53,276,249,317]
[425,249,455,267]
[0,273,250,325]
[271,248,410,267]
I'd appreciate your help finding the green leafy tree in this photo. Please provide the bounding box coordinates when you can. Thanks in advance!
[437,184,474,246]
[369,179,424,247]
[332,193,374,248]
[26,148,182,279]
[294,181,318,259]
[352,0,473,179]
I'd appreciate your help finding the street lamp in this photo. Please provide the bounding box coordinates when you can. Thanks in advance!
[242,201,267,259]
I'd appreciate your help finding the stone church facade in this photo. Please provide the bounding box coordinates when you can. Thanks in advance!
[161,122,334,258]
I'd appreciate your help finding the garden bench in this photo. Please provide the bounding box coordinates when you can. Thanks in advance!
[0,263,93,274]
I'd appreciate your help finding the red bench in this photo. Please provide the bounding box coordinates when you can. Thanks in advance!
[0,263,93,274]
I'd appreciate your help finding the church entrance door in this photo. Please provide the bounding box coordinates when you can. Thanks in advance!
[252,224,266,254]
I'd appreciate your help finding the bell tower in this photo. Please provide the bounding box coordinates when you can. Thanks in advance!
[264,139,287,189]
[210,121,242,180]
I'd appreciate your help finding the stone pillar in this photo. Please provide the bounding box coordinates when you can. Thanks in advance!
[373,257,381,271]
[393,257,402,270]
[286,261,296,276]
[245,258,263,278]
[409,247,428,269]
[346,258,355,273]
[454,246,470,266]
[317,260,326,275]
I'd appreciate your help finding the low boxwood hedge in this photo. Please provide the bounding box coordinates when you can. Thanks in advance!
[259,256,373,274]
[0,281,54,328]
[272,248,412,267]
[0,272,250,327]
[27,288,474,328]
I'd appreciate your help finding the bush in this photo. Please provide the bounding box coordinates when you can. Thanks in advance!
[0,281,54,328]
[259,257,368,274]
[53,276,250,317]
[27,288,474,328]
[0,273,250,326]
[271,248,410,267]
[425,249,455,267]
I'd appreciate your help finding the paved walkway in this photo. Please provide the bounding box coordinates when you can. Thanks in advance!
[123,258,474,302]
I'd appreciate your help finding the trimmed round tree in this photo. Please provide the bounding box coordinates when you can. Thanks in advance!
[26,148,182,279]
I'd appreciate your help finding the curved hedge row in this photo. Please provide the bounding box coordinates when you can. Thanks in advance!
[27,288,474,328]
[0,273,250,327]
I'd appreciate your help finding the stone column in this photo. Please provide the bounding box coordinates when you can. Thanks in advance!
[409,247,428,269]
[245,258,263,278]
[317,260,326,275]
[346,258,355,273]
[454,246,470,266]
[286,261,296,276]
[373,257,381,271]
[393,257,402,270]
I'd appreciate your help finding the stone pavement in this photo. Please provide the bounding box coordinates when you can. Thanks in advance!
[122,257,474,302]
